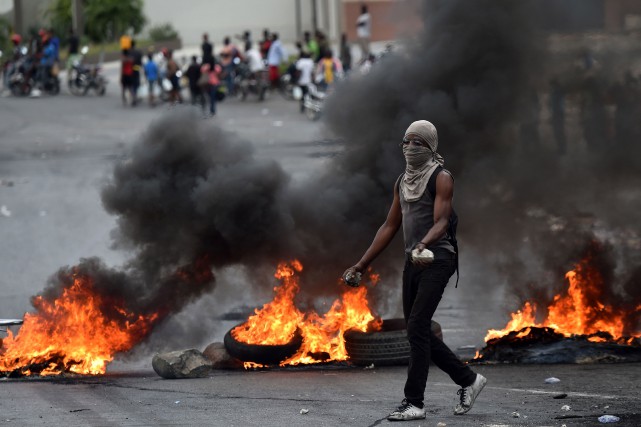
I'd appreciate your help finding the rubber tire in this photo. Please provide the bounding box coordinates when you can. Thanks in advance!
[224,324,303,365]
[344,318,443,366]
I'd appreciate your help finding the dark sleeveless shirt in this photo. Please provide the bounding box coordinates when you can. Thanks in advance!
[398,170,455,258]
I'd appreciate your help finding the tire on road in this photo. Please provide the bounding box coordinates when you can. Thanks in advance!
[344,318,443,366]
[224,325,303,366]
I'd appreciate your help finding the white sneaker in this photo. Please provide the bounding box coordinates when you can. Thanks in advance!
[454,373,487,415]
[387,399,426,421]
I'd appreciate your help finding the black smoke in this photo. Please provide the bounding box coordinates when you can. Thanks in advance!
[34,0,641,351]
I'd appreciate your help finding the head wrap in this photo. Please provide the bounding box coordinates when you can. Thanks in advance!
[400,120,445,202]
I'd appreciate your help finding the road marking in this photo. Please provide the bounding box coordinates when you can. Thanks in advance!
[431,382,625,400]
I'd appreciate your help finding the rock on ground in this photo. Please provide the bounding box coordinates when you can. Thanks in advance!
[203,342,244,369]
[152,349,212,379]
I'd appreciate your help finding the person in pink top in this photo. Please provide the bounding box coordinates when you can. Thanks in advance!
[220,36,242,95]
[200,58,222,117]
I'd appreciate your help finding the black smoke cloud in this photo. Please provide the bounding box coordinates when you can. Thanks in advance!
[37,0,641,349]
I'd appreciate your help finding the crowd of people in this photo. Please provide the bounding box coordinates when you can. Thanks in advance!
[117,16,377,117]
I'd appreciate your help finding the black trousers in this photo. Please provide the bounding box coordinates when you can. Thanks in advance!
[402,255,476,407]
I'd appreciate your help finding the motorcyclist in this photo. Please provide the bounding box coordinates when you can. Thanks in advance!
[2,34,23,91]
[33,37,56,95]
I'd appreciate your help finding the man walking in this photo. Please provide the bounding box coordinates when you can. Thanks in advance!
[356,4,371,59]
[343,120,486,421]
[266,33,286,89]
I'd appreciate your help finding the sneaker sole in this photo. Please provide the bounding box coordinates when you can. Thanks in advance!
[387,414,426,421]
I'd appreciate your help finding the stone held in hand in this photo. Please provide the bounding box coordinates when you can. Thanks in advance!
[203,342,244,369]
[152,349,212,379]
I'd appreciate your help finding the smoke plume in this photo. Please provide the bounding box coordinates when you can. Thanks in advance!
[34,0,641,351]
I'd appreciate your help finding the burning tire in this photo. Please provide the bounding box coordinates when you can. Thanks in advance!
[223,325,303,366]
[344,318,443,366]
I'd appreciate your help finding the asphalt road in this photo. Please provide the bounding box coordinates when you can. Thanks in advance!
[1,363,640,426]
[2,69,640,427]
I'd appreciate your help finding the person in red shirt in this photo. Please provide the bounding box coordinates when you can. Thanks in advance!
[120,49,134,106]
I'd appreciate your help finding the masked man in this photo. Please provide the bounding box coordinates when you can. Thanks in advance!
[343,120,486,421]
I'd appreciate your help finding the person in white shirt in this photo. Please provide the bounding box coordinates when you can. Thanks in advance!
[245,43,264,74]
[356,4,371,59]
[295,51,315,112]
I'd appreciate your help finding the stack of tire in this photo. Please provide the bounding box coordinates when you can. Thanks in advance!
[344,319,443,366]
[223,318,442,366]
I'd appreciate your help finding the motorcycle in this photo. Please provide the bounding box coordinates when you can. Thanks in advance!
[302,83,326,121]
[236,61,268,101]
[68,46,107,96]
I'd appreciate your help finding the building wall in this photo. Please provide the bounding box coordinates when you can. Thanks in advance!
[341,0,421,42]
[604,0,641,31]
[144,0,305,46]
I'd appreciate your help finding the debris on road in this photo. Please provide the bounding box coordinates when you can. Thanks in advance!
[0,179,14,187]
[512,411,521,418]
[553,393,568,399]
[300,409,309,415]
[152,349,212,379]
[273,121,284,127]
[0,205,11,217]
[364,363,375,370]
[561,405,571,411]
[437,422,447,427]
[545,377,561,384]
[202,342,243,369]
[598,415,620,423]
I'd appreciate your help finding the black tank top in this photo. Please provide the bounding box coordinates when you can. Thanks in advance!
[398,170,455,258]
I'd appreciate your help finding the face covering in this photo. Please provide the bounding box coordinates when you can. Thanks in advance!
[400,144,444,202]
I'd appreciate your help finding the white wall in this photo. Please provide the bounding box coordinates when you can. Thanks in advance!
[143,0,345,47]
[144,0,301,46]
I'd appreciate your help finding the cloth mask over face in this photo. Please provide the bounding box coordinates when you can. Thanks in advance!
[400,120,445,202]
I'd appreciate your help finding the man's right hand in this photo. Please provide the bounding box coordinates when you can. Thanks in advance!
[342,265,364,287]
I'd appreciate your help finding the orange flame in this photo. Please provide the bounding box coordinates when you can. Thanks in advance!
[0,272,157,376]
[232,261,382,366]
[485,253,641,343]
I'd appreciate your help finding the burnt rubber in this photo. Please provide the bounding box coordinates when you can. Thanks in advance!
[344,318,443,366]
[224,325,303,365]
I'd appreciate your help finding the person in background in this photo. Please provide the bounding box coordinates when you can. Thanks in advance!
[120,34,132,52]
[220,36,241,95]
[245,42,264,76]
[315,49,343,90]
[130,40,143,106]
[144,52,159,107]
[236,30,252,53]
[66,29,80,88]
[267,32,286,88]
[260,29,272,59]
[295,51,314,113]
[315,30,329,60]
[3,33,23,91]
[120,49,134,105]
[47,29,60,62]
[200,58,222,117]
[304,31,319,62]
[201,33,213,65]
[360,53,376,75]
[186,55,204,109]
[339,33,352,74]
[356,4,371,59]
[166,50,182,104]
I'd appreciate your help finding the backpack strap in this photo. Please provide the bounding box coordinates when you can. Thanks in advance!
[427,166,459,287]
